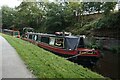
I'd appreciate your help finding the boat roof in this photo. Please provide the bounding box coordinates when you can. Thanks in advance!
[3,29,19,32]
[27,32,56,36]
[64,36,78,38]
[27,32,82,38]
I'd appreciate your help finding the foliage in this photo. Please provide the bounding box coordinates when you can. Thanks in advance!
[109,46,120,54]
[82,2,103,14]
[1,34,104,78]
[82,2,116,15]
[15,2,43,29]
[70,19,99,35]
[72,11,120,35]
[84,37,100,49]
[95,11,120,29]
[0,9,2,22]
[102,2,117,15]
[1,2,117,34]
[2,6,16,29]
[41,2,83,33]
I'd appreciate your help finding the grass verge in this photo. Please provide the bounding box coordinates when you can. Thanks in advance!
[1,34,104,78]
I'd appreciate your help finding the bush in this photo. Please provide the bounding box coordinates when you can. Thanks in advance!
[95,12,120,29]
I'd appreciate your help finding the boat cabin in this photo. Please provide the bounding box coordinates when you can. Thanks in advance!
[26,32,85,51]
[3,29,20,38]
[23,32,101,66]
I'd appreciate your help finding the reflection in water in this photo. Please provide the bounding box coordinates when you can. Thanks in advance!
[83,37,119,80]
[91,50,119,80]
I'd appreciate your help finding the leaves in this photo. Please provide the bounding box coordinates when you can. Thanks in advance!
[2,6,16,29]
[1,2,117,34]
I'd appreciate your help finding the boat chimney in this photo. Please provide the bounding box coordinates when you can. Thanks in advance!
[63,30,65,37]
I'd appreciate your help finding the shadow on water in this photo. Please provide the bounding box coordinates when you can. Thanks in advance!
[85,50,120,80]
[82,37,120,80]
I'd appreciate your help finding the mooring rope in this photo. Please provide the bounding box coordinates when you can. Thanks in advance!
[65,52,81,60]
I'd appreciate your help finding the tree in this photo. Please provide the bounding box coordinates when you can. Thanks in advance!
[15,2,43,30]
[0,9,2,26]
[42,2,63,32]
[102,2,117,15]
[82,2,117,15]
[2,6,16,29]
[40,2,83,33]
[1,1,117,34]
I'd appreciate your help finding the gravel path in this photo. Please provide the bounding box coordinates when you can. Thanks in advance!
[0,35,35,78]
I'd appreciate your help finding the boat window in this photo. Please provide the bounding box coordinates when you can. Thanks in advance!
[41,36,49,44]
[11,32,13,36]
[25,34,28,38]
[33,35,38,41]
[14,31,19,36]
[49,37,55,46]
[77,37,85,48]
[37,36,41,42]
[29,34,33,39]
[54,38,64,48]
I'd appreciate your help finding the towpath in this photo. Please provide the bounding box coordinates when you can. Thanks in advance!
[0,35,35,78]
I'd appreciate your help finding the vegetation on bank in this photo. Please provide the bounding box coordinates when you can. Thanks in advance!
[1,34,104,78]
[71,11,120,35]
[95,11,120,29]
[1,2,117,34]
[84,36,120,55]
[1,2,119,40]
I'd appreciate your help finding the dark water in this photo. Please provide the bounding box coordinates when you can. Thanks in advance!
[84,37,120,79]
[91,50,119,80]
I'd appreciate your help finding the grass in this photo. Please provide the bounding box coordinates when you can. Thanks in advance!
[1,33,105,78]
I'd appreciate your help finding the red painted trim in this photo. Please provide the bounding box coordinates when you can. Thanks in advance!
[22,38,101,58]
[37,42,77,55]
[77,48,101,57]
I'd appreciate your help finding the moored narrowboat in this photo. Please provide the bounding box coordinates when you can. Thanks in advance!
[3,29,20,38]
[22,32,102,66]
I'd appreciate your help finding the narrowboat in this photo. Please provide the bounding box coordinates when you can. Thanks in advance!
[3,29,20,38]
[22,32,102,66]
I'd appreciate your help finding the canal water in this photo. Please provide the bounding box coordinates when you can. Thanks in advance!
[83,37,120,80]
[92,50,119,80]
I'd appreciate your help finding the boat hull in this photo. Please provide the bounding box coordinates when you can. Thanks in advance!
[22,38,100,66]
